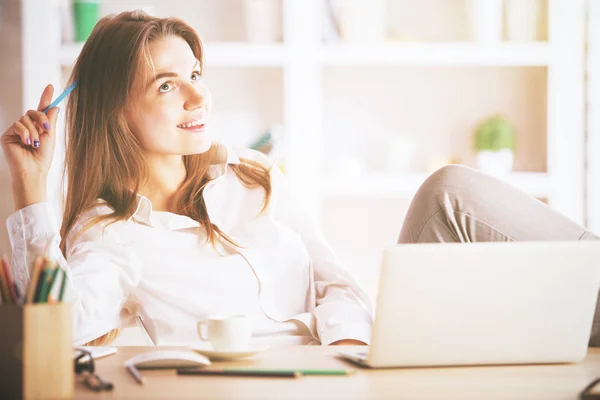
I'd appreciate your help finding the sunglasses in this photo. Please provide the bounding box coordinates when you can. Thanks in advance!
[73,349,114,392]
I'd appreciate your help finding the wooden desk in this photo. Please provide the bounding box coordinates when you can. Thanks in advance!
[76,346,600,399]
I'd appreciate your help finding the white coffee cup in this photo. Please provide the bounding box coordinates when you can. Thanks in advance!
[197,315,253,352]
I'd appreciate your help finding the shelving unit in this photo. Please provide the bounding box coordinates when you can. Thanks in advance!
[60,42,552,68]
[586,0,600,232]
[319,42,552,66]
[321,172,551,199]
[59,42,290,68]
[23,0,587,300]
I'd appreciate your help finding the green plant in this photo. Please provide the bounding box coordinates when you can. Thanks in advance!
[474,115,516,152]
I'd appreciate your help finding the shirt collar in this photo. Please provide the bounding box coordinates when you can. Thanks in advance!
[225,144,241,165]
[127,144,240,227]
[207,144,240,179]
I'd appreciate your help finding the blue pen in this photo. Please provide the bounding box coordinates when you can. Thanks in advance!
[42,81,78,114]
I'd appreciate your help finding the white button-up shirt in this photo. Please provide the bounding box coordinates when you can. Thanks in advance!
[6,147,373,347]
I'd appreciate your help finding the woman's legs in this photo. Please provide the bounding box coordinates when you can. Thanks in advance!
[398,165,600,345]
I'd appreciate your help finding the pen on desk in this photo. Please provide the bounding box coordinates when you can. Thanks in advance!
[42,81,78,114]
[126,364,145,385]
[177,369,301,378]
[225,368,356,376]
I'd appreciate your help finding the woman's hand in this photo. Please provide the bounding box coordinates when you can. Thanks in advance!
[1,84,60,210]
[329,339,368,346]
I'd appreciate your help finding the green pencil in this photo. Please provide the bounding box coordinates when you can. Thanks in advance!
[37,261,57,303]
[224,368,356,376]
[45,264,60,302]
[58,269,68,302]
[178,369,300,378]
[34,267,49,303]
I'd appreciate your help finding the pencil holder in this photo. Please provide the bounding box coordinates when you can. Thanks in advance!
[0,303,73,399]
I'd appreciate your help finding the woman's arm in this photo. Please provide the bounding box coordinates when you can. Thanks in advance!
[3,86,139,345]
[330,339,368,345]
[7,202,142,345]
[267,162,374,346]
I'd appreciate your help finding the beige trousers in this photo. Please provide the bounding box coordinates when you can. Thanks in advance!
[398,165,600,346]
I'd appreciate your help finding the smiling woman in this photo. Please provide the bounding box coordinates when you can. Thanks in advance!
[0,10,373,348]
[128,39,211,157]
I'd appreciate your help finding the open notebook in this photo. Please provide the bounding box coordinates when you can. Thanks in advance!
[74,346,118,361]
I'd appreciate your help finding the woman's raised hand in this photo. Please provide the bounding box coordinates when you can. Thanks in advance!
[1,84,61,210]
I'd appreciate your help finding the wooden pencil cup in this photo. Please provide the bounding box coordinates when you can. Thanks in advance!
[0,303,74,399]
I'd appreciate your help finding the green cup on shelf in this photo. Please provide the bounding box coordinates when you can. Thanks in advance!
[73,0,101,42]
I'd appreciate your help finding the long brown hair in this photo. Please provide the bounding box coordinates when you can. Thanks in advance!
[59,11,272,345]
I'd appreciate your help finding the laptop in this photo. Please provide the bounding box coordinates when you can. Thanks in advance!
[338,241,600,368]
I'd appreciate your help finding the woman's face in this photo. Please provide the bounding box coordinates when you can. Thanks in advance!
[127,35,212,156]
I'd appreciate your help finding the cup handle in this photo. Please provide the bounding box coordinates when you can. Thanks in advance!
[198,321,209,341]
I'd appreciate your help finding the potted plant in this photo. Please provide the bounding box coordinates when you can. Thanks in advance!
[473,114,516,176]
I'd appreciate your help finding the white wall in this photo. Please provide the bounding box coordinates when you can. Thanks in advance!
[204,67,283,147]
[0,0,23,258]
[322,66,547,175]
[99,0,282,43]
[586,0,600,232]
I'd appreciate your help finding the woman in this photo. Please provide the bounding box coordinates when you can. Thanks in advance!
[3,10,600,348]
[1,11,372,347]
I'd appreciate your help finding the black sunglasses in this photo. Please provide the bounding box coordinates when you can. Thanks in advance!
[74,349,114,392]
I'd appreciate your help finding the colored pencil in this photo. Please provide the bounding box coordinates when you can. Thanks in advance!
[1,256,17,304]
[126,364,145,385]
[26,256,45,303]
[0,256,11,304]
[33,266,48,303]
[13,282,22,305]
[177,369,301,378]
[58,269,68,302]
[225,368,356,376]
[38,261,58,303]
[42,81,78,114]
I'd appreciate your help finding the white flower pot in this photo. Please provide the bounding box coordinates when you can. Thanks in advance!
[466,0,503,44]
[505,0,541,42]
[476,149,514,177]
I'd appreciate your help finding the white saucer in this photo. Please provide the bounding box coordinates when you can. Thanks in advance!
[191,344,270,361]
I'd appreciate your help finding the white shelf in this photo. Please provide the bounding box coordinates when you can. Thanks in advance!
[203,43,288,67]
[320,42,552,67]
[59,42,289,68]
[321,171,551,198]
[60,42,550,69]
